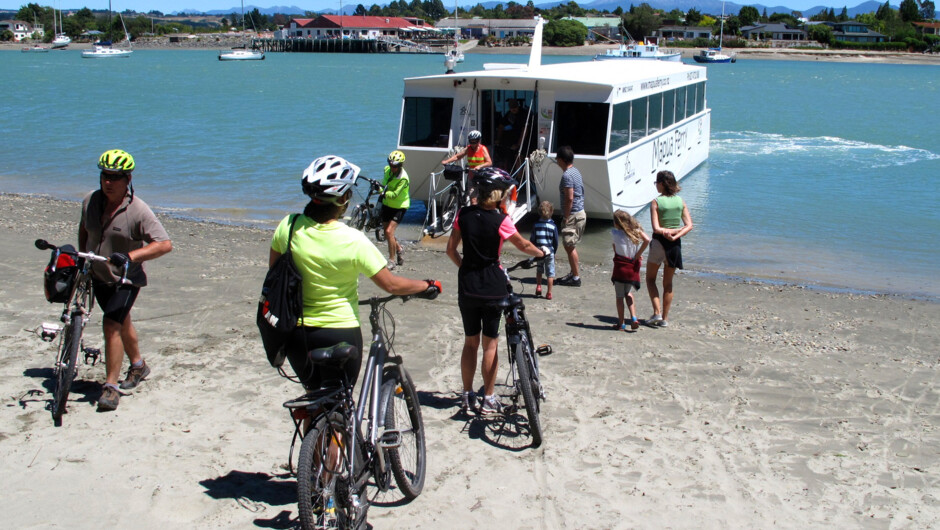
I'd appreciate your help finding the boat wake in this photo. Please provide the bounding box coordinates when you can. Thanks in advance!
[712,131,939,168]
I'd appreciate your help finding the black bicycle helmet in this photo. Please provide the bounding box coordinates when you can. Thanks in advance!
[472,166,516,191]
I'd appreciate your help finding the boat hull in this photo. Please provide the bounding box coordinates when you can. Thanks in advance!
[82,48,133,58]
[218,51,265,61]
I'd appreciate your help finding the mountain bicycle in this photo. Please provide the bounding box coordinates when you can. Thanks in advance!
[493,257,553,448]
[348,176,387,242]
[34,239,128,427]
[283,289,436,529]
[423,164,472,238]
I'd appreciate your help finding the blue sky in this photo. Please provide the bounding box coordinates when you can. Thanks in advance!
[7,1,838,15]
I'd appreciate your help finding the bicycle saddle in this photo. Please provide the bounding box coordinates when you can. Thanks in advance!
[489,294,523,309]
[308,342,358,366]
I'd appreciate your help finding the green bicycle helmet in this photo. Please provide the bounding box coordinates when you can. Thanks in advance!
[97,149,135,173]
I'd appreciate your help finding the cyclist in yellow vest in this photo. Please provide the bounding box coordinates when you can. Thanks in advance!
[381,150,410,269]
[442,130,492,173]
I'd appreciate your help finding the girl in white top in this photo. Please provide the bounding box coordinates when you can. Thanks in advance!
[611,209,650,331]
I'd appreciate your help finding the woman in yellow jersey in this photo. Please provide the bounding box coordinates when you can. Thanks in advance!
[381,150,410,268]
[645,170,693,328]
[269,155,440,389]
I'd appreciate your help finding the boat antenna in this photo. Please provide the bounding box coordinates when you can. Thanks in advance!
[527,16,544,70]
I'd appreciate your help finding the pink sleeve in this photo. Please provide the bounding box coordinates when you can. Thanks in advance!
[498,215,517,241]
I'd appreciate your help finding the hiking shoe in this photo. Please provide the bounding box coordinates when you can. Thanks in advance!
[396,249,404,267]
[386,260,396,271]
[556,273,573,284]
[630,319,640,330]
[546,292,553,300]
[646,314,663,326]
[657,320,669,328]
[480,395,504,416]
[97,385,121,412]
[120,360,151,390]
[460,391,475,413]
[568,277,581,287]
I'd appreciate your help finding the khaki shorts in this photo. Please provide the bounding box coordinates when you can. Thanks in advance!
[561,210,586,248]
[647,238,666,265]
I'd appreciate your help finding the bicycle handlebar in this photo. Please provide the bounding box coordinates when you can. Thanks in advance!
[505,257,538,273]
[35,239,110,263]
[36,238,130,283]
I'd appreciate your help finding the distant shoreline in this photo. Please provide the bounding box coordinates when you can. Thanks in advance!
[5,39,940,65]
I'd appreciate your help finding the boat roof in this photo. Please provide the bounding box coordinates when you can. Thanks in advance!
[405,58,704,92]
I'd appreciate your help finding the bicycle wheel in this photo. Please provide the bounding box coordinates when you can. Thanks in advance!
[52,314,82,427]
[439,187,460,235]
[513,334,543,448]
[297,414,352,530]
[349,204,367,231]
[374,224,386,243]
[381,366,426,499]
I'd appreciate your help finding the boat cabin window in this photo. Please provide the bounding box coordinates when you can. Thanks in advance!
[675,86,687,122]
[695,82,706,114]
[663,90,676,129]
[631,97,649,145]
[400,97,454,148]
[648,94,663,136]
[553,101,608,156]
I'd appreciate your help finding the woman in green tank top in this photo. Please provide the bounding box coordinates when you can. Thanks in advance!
[645,171,694,328]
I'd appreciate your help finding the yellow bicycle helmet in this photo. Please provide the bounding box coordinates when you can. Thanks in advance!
[97,149,135,173]
[387,150,406,167]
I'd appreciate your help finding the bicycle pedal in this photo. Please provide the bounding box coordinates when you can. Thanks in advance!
[378,430,402,450]
[40,322,61,342]
[536,344,553,357]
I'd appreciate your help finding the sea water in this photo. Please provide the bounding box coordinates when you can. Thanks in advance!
[1,50,937,300]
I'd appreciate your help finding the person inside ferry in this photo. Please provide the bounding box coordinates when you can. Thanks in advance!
[441,130,492,175]
[495,99,531,172]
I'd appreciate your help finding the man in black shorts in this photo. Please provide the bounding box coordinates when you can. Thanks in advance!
[80,149,173,411]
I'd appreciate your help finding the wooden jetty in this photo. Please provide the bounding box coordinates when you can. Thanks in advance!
[252,38,440,54]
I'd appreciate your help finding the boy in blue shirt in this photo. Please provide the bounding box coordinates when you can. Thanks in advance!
[529,201,559,299]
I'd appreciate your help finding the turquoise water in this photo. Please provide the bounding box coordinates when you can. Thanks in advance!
[2,50,938,300]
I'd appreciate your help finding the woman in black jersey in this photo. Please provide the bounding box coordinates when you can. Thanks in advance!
[445,167,549,415]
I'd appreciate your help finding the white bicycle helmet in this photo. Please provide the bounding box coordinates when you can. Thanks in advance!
[302,155,360,201]
[468,130,482,142]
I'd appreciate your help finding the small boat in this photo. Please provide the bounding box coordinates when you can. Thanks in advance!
[595,41,681,62]
[693,2,736,64]
[446,46,464,63]
[82,45,133,58]
[219,47,265,61]
[692,48,736,64]
[219,0,265,61]
[22,45,50,52]
[51,4,70,48]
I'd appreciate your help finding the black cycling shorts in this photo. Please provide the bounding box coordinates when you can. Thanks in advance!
[285,326,364,391]
[380,204,406,225]
[92,279,140,325]
[458,295,503,338]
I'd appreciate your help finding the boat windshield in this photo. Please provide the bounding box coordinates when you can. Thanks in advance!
[400,97,454,147]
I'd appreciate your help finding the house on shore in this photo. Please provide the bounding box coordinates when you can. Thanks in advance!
[913,21,940,37]
[822,21,886,43]
[560,15,624,41]
[653,25,713,42]
[0,20,43,41]
[740,23,807,44]
[434,18,539,40]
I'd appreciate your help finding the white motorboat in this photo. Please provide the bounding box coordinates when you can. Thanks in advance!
[22,45,50,52]
[219,47,265,61]
[595,41,681,62]
[446,46,464,63]
[82,45,133,58]
[397,17,710,219]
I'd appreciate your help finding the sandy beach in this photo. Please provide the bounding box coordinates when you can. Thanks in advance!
[1,192,937,528]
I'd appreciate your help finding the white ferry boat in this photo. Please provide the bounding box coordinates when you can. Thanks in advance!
[396,18,709,219]
[594,41,681,62]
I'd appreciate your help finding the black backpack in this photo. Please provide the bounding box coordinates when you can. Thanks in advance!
[257,215,303,368]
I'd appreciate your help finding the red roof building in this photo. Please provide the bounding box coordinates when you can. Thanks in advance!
[287,15,433,40]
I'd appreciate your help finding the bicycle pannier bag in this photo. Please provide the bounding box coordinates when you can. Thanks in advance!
[443,164,464,181]
[44,245,78,304]
[257,215,303,368]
